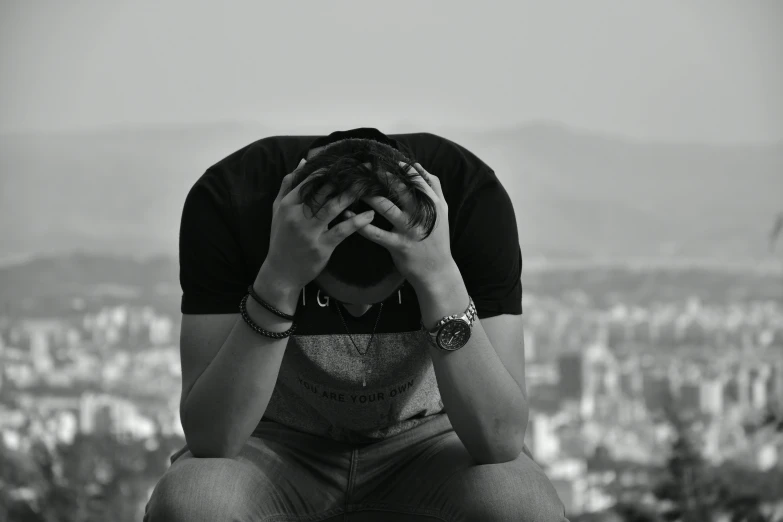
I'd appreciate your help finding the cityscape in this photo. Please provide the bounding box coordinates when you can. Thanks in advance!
[1,254,781,521]
[3,2,781,520]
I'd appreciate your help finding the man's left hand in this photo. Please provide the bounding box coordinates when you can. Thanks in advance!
[345,161,457,292]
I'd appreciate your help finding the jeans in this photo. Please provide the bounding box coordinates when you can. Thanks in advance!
[143,413,568,521]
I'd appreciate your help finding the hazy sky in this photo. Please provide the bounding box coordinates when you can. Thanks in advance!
[1,1,781,143]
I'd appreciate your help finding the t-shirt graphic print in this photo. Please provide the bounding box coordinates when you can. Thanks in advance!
[260,280,445,444]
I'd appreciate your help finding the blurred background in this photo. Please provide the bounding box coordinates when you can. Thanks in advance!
[1,1,782,521]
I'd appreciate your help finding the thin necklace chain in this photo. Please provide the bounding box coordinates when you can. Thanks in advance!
[334,302,384,356]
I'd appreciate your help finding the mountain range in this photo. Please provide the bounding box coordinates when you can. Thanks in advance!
[1,121,781,265]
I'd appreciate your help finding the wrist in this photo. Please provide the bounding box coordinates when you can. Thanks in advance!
[411,261,462,297]
[254,264,302,317]
[413,264,469,330]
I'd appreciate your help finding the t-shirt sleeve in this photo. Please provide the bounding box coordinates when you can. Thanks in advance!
[450,174,523,319]
[179,175,248,314]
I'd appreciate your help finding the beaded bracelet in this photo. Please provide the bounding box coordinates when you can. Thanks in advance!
[247,284,296,321]
[239,293,297,339]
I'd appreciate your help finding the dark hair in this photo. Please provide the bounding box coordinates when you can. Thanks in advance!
[292,138,437,288]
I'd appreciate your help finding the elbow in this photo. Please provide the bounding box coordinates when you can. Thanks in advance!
[482,411,529,465]
[184,430,241,459]
[181,411,241,459]
[478,436,527,465]
[489,438,526,464]
[481,434,527,465]
[451,428,529,465]
[464,431,528,466]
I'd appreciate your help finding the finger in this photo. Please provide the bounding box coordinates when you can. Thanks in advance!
[362,195,408,230]
[378,168,416,213]
[403,161,440,201]
[324,210,375,246]
[309,179,339,209]
[353,222,402,250]
[418,164,445,201]
[298,180,339,220]
[315,186,362,224]
[283,166,327,206]
[276,159,307,205]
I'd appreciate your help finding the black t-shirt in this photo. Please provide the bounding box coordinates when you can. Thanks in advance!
[179,128,523,443]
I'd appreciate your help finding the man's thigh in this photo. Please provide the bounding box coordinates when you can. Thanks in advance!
[349,414,568,522]
[144,424,353,522]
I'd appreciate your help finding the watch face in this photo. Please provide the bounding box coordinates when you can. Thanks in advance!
[437,321,471,351]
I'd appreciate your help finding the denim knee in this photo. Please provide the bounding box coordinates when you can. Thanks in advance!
[446,452,568,522]
[143,455,259,522]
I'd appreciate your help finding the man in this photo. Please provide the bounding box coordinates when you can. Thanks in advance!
[144,128,568,521]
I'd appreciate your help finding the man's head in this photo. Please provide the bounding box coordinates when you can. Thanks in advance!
[292,137,437,315]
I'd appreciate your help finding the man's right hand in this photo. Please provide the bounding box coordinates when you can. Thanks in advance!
[261,158,375,294]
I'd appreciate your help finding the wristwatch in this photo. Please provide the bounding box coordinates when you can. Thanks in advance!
[421,297,477,351]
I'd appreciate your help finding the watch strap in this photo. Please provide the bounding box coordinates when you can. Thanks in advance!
[421,296,477,342]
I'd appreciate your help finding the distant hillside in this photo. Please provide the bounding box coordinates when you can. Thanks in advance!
[0,122,269,260]
[0,122,780,262]
[449,123,782,260]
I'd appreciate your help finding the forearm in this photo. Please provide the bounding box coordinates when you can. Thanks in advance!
[416,266,529,464]
[181,271,299,458]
